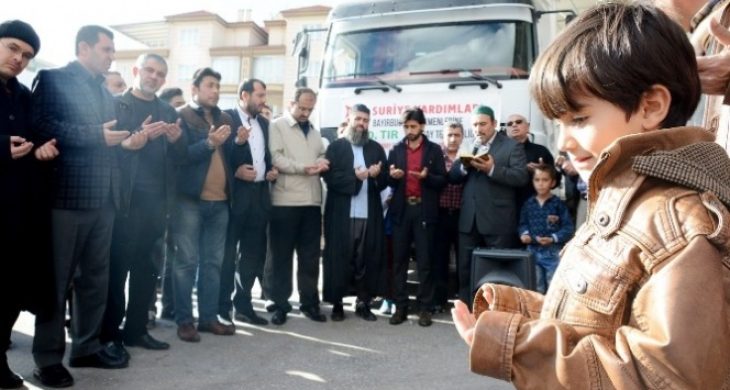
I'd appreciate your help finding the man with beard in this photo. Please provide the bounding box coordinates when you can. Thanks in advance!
[266,88,329,325]
[219,79,278,325]
[449,105,528,304]
[387,107,447,327]
[100,53,184,354]
[322,104,388,321]
[0,19,59,389]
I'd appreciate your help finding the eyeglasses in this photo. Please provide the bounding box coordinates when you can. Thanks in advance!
[506,119,525,127]
[0,40,34,62]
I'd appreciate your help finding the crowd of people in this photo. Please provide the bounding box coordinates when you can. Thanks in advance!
[4,0,730,388]
[0,18,573,389]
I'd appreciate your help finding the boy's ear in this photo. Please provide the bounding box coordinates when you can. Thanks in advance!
[639,84,671,130]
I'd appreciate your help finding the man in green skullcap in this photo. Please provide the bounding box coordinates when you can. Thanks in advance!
[448,105,529,304]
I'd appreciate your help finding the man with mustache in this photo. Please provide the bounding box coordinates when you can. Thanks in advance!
[387,107,447,327]
[449,106,528,304]
[322,104,388,322]
[100,53,184,354]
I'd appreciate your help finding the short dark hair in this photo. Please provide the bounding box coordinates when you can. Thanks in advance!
[533,163,558,182]
[402,107,426,125]
[237,78,267,97]
[75,25,113,55]
[294,87,317,103]
[351,104,370,115]
[159,87,183,103]
[192,67,221,88]
[530,2,700,128]
[445,121,464,134]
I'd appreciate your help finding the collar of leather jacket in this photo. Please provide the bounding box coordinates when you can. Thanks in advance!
[585,127,730,236]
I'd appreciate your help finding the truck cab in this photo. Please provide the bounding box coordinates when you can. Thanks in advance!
[295,0,573,150]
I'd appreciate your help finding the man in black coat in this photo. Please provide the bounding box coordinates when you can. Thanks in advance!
[449,106,528,304]
[218,78,277,325]
[322,104,388,322]
[100,53,184,354]
[387,107,447,327]
[31,25,148,386]
[0,19,59,390]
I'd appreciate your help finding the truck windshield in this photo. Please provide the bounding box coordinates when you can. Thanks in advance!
[322,21,533,86]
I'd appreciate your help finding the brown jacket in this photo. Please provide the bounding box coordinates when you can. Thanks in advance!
[469,127,730,389]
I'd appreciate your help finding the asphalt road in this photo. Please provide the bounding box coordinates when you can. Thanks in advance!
[8,297,514,390]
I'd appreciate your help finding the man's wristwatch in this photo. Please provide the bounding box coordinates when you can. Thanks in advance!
[206,138,216,150]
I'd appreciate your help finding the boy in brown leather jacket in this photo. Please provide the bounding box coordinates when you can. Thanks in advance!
[452,3,730,388]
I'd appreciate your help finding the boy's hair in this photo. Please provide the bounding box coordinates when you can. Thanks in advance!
[530,2,700,128]
[402,107,426,125]
[533,163,558,183]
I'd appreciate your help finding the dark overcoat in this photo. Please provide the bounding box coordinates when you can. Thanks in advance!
[322,137,388,303]
[0,77,53,315]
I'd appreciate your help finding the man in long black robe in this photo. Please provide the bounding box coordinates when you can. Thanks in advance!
[322,104,388,321]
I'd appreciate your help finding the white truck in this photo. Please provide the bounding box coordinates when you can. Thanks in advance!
[293,0,574,150]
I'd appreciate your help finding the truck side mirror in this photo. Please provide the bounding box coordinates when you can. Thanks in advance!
[296,76,308,88]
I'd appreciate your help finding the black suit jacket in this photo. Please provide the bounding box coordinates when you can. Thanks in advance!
[450,131,528,235]
[32,61,121,210]
[387,135,447,225]
[224,108,272,215]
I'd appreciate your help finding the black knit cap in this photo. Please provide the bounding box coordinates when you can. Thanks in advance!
[0,20,40,55]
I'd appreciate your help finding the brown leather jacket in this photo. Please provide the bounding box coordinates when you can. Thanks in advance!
[469,128,730,389]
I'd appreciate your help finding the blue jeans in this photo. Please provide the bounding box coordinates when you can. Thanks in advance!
[172,198,229,325]
[531,247,559,294]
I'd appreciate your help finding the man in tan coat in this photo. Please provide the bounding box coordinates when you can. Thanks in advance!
[264,88,329,325]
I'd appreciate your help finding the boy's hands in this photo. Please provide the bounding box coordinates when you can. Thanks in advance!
[452,300,476,347]
[520,234,532,244]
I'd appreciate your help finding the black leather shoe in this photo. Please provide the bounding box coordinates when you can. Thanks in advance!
[330,303,345,322]
[355,303,377,321]
[389,307,408,325]
[0,358,22,389]
[33,364,73,388]
[271,310,287,325]
[418,311,432,327]
[106,341,130,364]
[125,334,170,350]
[69,348,128,369]
[234,309,268,325]
[301,306,326,322]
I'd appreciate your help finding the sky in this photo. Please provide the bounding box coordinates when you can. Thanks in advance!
[7,0,340,65]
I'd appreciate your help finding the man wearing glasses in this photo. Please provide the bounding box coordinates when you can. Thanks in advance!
[505,113,556,212]
[449,106,528,304]
[265,88,329,325]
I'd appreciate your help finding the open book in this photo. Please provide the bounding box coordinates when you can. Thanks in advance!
[459,151,490,166]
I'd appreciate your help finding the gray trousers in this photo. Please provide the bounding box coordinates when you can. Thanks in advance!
[33,207,115,368]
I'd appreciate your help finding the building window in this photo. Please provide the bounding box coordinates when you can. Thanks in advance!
[178,64,196,82]
[252,56,284,84]
[212,56,241,85]
[179,28,200,47]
